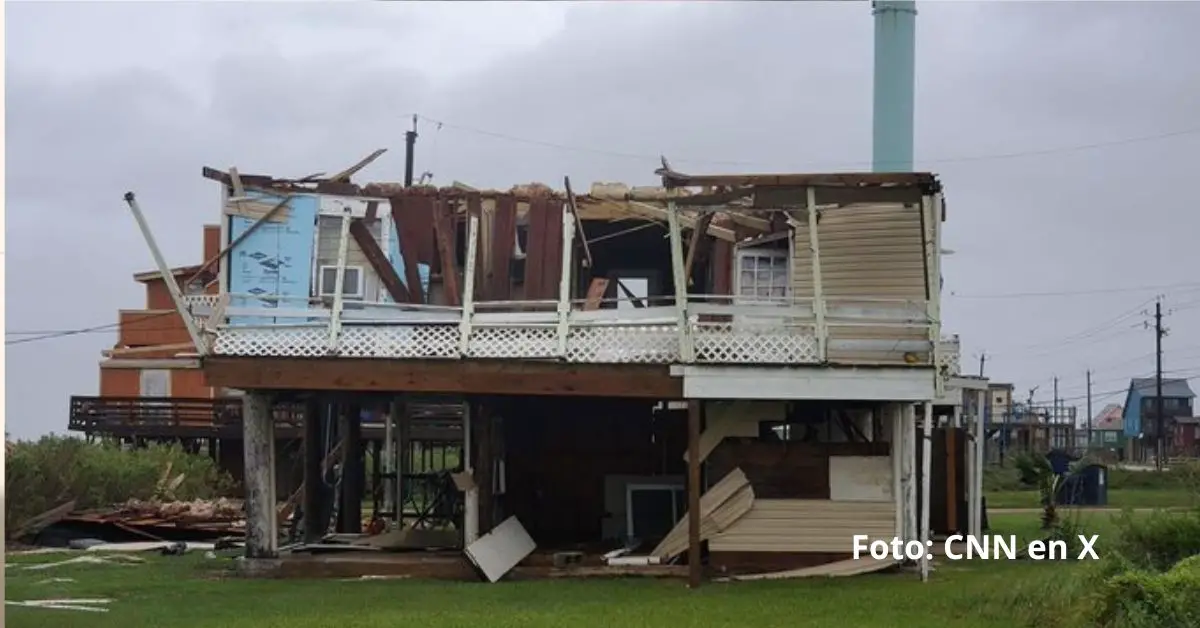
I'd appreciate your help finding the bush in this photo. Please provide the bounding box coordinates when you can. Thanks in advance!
[5,435,235,538]
[1106,462,1200,491]
[983,465,1025,492]
[1109,507,1200,572]
[1092,557,1200,628]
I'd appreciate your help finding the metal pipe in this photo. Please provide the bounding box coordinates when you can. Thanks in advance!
[123,192,206,354]
[872,1,918,173]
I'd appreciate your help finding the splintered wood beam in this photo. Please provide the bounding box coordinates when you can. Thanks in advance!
[391,197,428,305]
[349,219,411,303]
[627,201,735,242]
[228,167,246,198]
[583,278,609,310]
[329,148,388,183]
[684,213,715,287]
[726,212,771,234]
[433,198,461,307]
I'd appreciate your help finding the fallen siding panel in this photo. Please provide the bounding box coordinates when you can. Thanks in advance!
[709,499,895,554]
[650,468,753,560]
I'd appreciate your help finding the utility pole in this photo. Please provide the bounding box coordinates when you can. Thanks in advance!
[978,352,986,378]
[1086,370,1093,451]
[1154,298,1165,470]
[1052,376,1059,422]
[404,115,418,188]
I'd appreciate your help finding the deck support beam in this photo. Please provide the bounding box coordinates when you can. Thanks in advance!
[338,403,364,534]
[971,388,986,539]
[463,401,479,545]
[302,396,324,544]
[242,391,278,558]
[686,399,703,588]
[919,401,933,582]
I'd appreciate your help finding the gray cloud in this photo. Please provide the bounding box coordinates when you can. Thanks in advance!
[7,1,1200,438]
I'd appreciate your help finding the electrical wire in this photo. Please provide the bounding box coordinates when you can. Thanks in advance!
[410,113,1200,170]
[5,311,179,346]
[947,282,1200,300]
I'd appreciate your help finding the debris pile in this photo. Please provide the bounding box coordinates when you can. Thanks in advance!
[110,498,245,524]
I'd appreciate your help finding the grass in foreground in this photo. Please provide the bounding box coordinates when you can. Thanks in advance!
[986,487,1197,510]
[5,550,1086,628]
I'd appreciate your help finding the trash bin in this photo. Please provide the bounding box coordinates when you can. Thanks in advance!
[1078,464,1108,507]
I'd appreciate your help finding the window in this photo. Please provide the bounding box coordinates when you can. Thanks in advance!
[318,265,365,299]
[736,250,789,302]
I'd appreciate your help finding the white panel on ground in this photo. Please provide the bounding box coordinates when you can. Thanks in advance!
[829,456,893,502]
[464,516,536,583]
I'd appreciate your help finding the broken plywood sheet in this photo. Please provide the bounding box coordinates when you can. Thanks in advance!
[650,468,753,560]
[224,199,290,222]
[464,516,536,583]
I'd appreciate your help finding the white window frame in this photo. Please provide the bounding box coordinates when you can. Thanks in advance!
[624,483,685,541]
[734,248,790,304]
[318,264,366,299]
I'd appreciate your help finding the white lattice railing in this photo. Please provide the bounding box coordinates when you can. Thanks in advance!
[938,335,962,376]
[192,292,935,367]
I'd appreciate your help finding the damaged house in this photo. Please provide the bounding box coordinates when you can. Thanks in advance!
[115,154,984,583]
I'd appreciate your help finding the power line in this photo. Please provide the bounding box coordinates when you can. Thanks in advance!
[5,311,177,346]
[947,281,1200,300]
[410,113,1200,170]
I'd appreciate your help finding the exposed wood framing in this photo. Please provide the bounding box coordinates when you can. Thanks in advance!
[349,219,411,303]
[683,213,715,287]
[563,176,592,269]
[433,198,461,307]
[489,196,517,301]
[805,188,827,361]
[468,194,486,301]
[391,197,427,305]
[202,357,683,398]
[228,167,246,198]
[628,201,735,242]
[583,278,609,310]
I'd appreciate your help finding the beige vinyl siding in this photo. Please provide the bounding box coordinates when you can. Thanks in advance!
[708,499,895,553]
[792,202,933,364]
[316,215,383,302]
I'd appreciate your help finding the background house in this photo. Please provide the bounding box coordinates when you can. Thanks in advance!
[1080,403,1124,455]
[1122,378,1197,462]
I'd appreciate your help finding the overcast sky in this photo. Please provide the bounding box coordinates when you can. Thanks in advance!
[7,1,1200,440]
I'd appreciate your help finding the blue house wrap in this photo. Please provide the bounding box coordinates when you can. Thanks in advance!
[227,193,318,325]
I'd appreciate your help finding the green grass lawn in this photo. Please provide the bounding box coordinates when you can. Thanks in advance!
[5,550,1088,628]
[986,487,1198,510]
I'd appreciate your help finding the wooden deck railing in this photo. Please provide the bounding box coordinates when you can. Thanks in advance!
[68,396,462,441]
